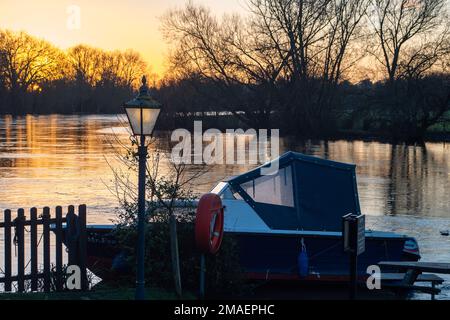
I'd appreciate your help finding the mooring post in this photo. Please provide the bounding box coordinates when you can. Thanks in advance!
[343,213,365,300]
[349,249,357,300]
[199,254,206,299]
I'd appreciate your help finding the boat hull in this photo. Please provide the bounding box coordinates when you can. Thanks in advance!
[78,226,419,282]
[232,231,418,281]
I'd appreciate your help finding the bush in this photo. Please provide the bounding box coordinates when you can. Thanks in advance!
[113,209,249,297]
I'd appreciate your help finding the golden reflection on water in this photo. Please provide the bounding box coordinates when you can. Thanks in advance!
[289,139,450,217]
[0,115,130,223]
[0,115,449,224]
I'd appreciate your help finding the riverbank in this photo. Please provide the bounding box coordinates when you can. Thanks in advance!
[329,130,450,143]
[1,113,449,143]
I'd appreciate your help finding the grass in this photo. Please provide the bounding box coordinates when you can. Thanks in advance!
[0,283,196,300]
[428,112,450,133]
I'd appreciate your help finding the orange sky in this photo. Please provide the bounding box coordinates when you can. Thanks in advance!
[0,0,246,77]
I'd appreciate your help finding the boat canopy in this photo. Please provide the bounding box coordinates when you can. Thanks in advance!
[227,151,361,232]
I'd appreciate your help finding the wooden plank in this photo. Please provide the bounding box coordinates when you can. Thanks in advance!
[55,206,63,291]
[78,204,88,291]
[401,269,420,286]
[383,283,441,295]
[3,210,12,292]
[66,205,77,266]
[16,208,25,292]
[42,207,51,293]
[379,261,450,274]
[0,272,47,282]
[0,217,66,228]
[30,207,38,291]
[381,273,444,283]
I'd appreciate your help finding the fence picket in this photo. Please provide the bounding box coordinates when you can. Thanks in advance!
[55,206,63,291]
[1,205,87,294]
[79,204,87,290]
[17,208,25,292]
[30,208,38,291]
[42,207,51,293]
[4,210,12,292]
[66,205,77,266]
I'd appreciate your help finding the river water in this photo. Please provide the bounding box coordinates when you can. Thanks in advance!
[0,114,449,299]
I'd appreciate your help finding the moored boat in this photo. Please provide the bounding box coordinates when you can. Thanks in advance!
[57,151,421,281]
[210,151,420,281]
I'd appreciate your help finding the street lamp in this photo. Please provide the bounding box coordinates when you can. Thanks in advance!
[123,76,161,300]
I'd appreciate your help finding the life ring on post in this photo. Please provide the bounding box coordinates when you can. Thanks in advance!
[195,193,224,255]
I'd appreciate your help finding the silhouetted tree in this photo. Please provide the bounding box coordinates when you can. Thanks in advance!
[0,30,66,113]
[367,0,449,83]
[0,30,151,115]
[162,0,370,134]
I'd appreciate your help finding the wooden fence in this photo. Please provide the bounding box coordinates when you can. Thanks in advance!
[0,205,87,293]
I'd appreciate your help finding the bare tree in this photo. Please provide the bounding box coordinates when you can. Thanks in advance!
[162,0,370,133]
[162,2,288,128]
[107,129,208,297]
[68,45,104,86]
[367,0,449,83]
[249,0,369,132]
[0,30,65,111]
[120,50,148,88]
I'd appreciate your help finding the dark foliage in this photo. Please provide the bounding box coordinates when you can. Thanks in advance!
[113,210,249,296]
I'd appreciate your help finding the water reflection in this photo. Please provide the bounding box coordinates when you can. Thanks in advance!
[288,140,450,217]
[0,115,449,223]
[0,114,128,224]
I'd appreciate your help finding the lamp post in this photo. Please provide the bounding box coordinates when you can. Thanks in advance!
[123,76,161,300]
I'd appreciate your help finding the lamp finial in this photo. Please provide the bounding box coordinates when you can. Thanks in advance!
[139,76,148,96]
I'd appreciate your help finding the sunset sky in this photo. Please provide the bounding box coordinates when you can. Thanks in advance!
[0,0,246,77]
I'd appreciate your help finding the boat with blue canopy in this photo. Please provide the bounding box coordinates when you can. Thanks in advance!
[55,151,420,281]
[210,151,420,281]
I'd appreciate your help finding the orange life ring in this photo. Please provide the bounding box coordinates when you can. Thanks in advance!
[195,193,224,255]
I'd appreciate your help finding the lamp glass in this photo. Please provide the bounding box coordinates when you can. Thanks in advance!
[125,107,161,136]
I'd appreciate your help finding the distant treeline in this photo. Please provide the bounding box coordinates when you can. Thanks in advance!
[1,0,450,141]
[0,30,149,115]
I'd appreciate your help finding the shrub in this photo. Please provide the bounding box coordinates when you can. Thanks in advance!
[113,208,249,297]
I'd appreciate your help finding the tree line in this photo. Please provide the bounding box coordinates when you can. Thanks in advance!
[1,0,450,141]
[0,30,150,114]
[161,0,450,141]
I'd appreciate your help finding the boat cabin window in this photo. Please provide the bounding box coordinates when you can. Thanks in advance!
[240,166,294,207]
[222,186,243,200]
[212,182,244,200]
[211,182,228,194]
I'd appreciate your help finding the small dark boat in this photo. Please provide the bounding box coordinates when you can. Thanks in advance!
[58,151,421,281]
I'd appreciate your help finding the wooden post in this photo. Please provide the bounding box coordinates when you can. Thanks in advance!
[432,282,436,300]
[42,207,51,293]
[30,208,38,291]
[17,208,25,292]
[349,249,357,300]
[55,206,63,291]
[78,204,88,290]
[4,210,12,292]
[199,254,206,299]
[170,214,182,297]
